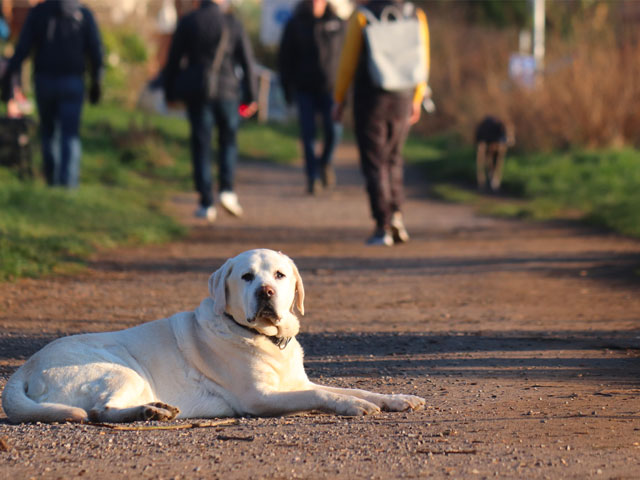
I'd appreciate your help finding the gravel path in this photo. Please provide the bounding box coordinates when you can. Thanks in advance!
[1,144,639,479]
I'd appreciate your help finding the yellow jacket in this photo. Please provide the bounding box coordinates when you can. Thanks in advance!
[334,4,430,106]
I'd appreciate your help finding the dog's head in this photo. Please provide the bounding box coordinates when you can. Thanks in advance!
[208,249,305,338]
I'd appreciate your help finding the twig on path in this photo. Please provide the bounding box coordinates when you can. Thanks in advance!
[84,418,238,431]
[216,434,255,442]
[416,449,477,455]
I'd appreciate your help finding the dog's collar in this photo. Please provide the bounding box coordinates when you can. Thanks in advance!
[224,313,291,350]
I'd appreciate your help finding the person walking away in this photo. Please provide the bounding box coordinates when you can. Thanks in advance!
[1,0,103,188]
[333,0,430,246]
[163,0,258,222]
[278,0,345,195]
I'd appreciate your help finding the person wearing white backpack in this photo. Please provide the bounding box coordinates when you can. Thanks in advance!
[333,0,430,246]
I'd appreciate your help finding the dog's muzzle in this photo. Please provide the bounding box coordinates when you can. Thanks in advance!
[248,285,279,324]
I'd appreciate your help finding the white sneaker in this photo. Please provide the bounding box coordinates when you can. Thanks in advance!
[390,211,410,244]
[195,205,217,223]
[365,228,393,247]
[219,191,243,217]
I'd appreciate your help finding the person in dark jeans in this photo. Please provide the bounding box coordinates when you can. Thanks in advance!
[333,0,430,246]
[164,0,257,222]
[278,0,345,195]
[1,0,103,188]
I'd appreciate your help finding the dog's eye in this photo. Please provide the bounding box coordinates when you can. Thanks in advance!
[275,271,286,279]
[241,273,255,282]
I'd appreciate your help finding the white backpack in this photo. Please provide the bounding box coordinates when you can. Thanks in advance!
[358,2,427,92]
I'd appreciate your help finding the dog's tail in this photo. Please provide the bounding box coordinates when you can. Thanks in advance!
[2,367,88,423]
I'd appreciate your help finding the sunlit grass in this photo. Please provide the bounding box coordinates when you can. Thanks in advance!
[0,104,189,281]
[0,101,301,281]
[406,134,640,237]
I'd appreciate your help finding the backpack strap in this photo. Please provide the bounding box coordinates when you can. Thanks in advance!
[211,25,230,76]
[379,4,404,22]
[356,6,378,25]
[360,2,416,24]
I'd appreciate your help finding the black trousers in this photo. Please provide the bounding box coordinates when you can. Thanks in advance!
[354,92,411,230]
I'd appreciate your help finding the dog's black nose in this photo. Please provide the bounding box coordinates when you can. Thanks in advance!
[259,285,275,298]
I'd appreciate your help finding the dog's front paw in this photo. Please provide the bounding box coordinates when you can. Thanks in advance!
[378,394,426,412]
[334,397,380,416]
[141,402,180,421]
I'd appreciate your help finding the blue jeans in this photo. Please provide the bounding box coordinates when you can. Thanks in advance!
[296,91,341,184]
[34,74,84,187]
[187,98,239,208]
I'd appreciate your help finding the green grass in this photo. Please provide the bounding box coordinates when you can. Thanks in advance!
[0,174,183,279]
[406,133,640,237]
[237,121,299,164]
[0,101,301,281]
[0,103,187,281]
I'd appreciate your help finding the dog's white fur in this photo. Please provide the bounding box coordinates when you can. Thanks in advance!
[2,249,425,423]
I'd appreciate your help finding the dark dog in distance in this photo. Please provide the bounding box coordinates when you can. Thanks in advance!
[475,116,514,192]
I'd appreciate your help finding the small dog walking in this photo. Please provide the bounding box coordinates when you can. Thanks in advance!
[475,116,514,192]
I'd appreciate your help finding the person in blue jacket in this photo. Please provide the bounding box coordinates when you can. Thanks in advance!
[1,0,103,188]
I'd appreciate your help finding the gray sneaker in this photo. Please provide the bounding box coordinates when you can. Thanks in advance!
[366,228,393,246]
[390,212,410,244]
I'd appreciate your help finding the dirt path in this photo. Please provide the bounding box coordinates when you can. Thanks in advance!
[1,144,639,479]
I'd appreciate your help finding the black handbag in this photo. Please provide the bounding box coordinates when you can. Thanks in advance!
[173,26,230,102]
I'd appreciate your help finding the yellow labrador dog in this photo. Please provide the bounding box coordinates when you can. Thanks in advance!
[2,249,425,423]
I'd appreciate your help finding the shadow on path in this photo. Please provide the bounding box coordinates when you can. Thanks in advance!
[2,330,638,385]
[90,247,640,287]
[299,331,640,383]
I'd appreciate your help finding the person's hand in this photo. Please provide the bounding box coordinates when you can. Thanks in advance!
[89,81,101,105]
[332,101,345,123]
[240,101,258,118]
[408,101,421,126]
[7,99,21,118]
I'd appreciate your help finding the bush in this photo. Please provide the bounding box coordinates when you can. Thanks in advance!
[102,28,151,106]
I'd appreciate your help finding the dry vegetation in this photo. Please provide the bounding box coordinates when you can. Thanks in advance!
[421,3,640,152]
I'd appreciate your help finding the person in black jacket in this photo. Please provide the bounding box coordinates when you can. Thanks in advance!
[1,0,102,188]
[278,0,345,195]
[164,0,257,222]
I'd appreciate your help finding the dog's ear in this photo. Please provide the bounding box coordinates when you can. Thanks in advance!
[288,257,305,316]
[209,258,233,316]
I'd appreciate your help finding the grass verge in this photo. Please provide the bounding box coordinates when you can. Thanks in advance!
[0,103,300,282]
[406,133,640,238]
